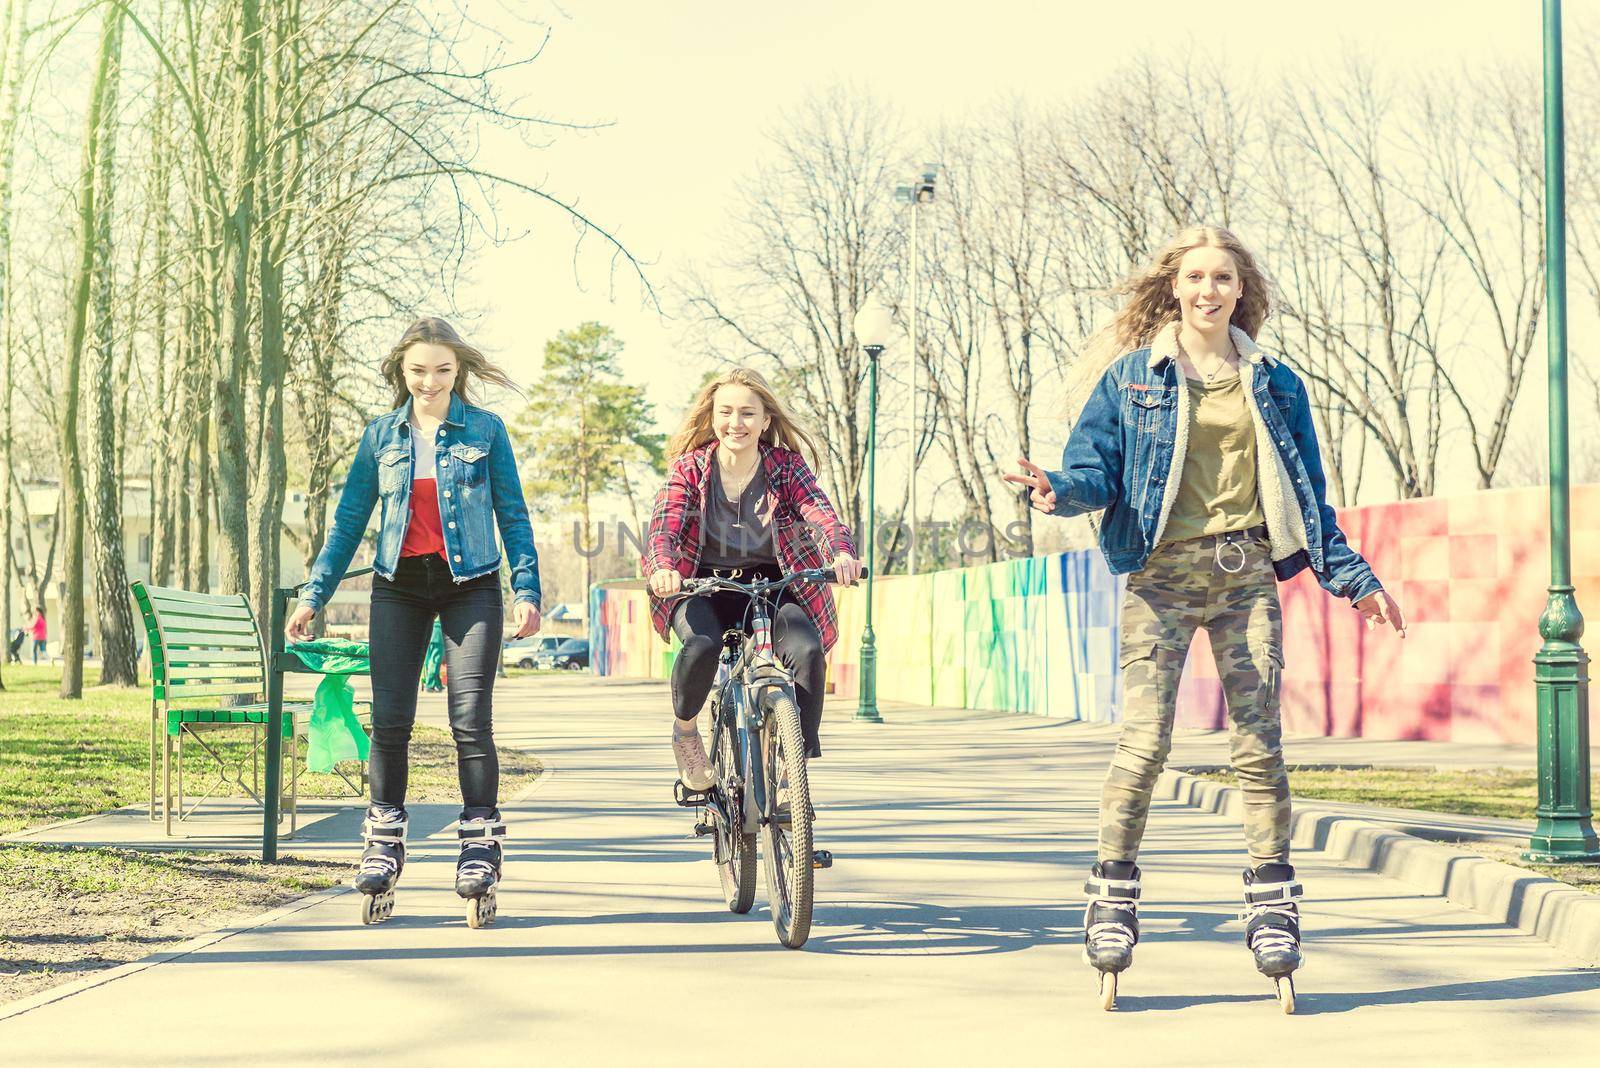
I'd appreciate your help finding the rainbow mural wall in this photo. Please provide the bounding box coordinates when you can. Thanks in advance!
[590,485,1600,743]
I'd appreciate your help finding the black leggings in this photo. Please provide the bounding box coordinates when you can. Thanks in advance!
[368,554,503,813]
[670,580,827,758]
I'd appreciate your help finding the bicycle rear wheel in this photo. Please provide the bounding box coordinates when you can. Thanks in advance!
[760,691,813,948]
[712,714,756,914]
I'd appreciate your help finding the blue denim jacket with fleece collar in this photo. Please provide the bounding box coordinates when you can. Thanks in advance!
[1044,323,1382,604]
[302,392,541,612]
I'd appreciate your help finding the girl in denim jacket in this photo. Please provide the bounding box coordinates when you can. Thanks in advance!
[290,317,541,927]
[1007,226,1406,1010]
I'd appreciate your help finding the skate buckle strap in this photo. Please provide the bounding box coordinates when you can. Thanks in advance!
[1083,877,1141,899]
[361,819,407,842]
[1243,879,1303,905]
[457,819,507,840]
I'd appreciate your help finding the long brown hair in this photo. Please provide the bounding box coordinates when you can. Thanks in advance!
[666,367,821,467]
[379,317,520,409]
[1066,225,1276,415]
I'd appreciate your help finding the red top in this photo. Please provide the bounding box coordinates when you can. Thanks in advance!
[401,478,446,558]
[30,614,46,640]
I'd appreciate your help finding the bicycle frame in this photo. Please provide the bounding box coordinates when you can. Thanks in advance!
[709,591,795,836]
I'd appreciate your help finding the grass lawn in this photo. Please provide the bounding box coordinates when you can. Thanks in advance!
[0,845,349,1004]
[0,663,543,1004]
[0,664,541,835]
[1194,764,1600,896]
[1194,765,1600,823]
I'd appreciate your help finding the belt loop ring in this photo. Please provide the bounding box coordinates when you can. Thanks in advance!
[1216,535,1247,574]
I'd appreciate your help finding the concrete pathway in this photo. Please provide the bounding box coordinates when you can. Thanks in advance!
[3,676,1597,1066]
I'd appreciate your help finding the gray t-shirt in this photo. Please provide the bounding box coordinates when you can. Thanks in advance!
[701,460,777,568]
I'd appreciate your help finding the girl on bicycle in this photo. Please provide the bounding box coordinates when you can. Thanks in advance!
[288,317,541,924]
[1004,226,1406,1005]
[643,367,861,793]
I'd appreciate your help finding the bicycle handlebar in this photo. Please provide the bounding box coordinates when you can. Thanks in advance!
[667,566,869,602]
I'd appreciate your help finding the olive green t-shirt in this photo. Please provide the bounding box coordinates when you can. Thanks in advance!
[1160,375,1266,544]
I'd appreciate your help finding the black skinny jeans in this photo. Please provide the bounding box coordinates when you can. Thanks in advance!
[368,554,503,813]
[670,571,827,758]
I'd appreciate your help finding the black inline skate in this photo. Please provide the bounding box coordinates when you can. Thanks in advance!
[1082,860,1141,1010]
[356,805,406,925]
[1242,862,1304,1013]
[455,807,506,928]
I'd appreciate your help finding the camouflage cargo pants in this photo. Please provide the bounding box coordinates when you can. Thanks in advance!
[1098,527,1290,865]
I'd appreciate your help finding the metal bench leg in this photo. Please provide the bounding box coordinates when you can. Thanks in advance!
[289,724,299,836]
[149,701,159,822]
[163,729,174,837]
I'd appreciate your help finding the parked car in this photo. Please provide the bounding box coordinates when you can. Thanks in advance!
[537,637,590,671]
[502,635,561,669]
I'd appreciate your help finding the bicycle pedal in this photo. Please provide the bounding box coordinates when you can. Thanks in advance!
[692,822,714,837]
[811,849,833,870]
[673,780,711,807]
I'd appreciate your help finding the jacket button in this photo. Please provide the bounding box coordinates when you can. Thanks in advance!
[448,522,456,529]
[439,460,448,469]
[453,555,461,562]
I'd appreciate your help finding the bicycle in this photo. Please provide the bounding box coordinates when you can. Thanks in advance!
[669,566,860,949]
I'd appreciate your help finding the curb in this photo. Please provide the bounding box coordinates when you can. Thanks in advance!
[1155,768,1600,967]
[0,767,558,1018]
[0,883,354,1024]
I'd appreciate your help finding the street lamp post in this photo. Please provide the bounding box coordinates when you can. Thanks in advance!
[853,298,892,724]
[1527,0,1600,864]
[895,165,937,575]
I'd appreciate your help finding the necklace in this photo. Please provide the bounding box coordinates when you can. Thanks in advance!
[1177,334,1237,384]
[719,461,757,528]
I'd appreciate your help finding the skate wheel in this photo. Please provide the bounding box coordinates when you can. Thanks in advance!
[1098,970,1117,1011]
[1276,976,1296,1015]
[361,890,394,926]
[467,888,497,929]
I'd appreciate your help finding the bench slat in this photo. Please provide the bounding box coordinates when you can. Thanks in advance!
[143,608,257,634]
[141,586,251,608]
[159,629,262,650]
[161,665,265,682]
[163,648,264,666]
[162,681,264,699]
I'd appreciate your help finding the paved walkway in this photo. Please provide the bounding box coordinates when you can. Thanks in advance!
[4,677,1598,1065]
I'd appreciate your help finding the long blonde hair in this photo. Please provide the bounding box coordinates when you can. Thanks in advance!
[1067,225,1275,416]
[666,367,821,466]
[379,317,520,409]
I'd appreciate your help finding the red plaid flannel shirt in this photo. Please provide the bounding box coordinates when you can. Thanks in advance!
[642,442,857,652]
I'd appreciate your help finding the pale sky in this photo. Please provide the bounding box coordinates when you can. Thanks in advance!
[436,0,1558,506]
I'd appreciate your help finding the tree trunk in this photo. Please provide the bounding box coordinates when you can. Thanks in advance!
[212,0,262,599]
[86,10,137,685]
[0,0,29,688]
[58,6,123,697]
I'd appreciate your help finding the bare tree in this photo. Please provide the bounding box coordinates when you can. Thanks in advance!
[681,89,904,540]
[1263,62,1449,499]
[1408,68,1546,489]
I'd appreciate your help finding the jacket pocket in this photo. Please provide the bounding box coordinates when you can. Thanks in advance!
[1126,387,1168,433]
[377,446,408,495]
[448,442,490,486]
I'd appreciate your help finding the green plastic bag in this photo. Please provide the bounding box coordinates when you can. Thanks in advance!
[286,640,372,774]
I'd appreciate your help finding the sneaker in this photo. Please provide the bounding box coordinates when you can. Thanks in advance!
[672,723,714,791]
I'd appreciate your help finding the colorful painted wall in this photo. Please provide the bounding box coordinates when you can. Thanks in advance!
[590,485,1600,743]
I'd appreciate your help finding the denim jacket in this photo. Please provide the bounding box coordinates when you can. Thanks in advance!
[302,392,541,612]
[1045,324,1382,604]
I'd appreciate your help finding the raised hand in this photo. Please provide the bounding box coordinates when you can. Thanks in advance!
[1002,457,1058,514]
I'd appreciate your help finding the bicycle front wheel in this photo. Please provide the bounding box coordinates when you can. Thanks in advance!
[760,691,813,948]
[712,714,756,914]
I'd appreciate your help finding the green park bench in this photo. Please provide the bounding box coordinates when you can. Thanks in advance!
[132,574,372,838]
